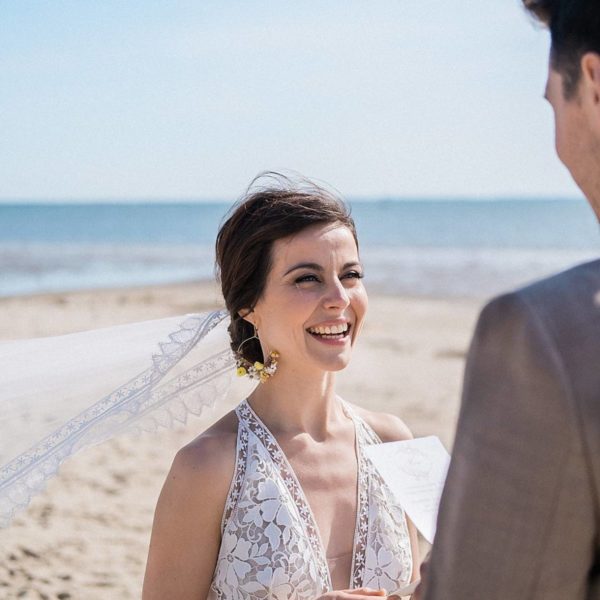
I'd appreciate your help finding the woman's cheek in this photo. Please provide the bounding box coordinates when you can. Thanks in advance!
[352,291,369,343]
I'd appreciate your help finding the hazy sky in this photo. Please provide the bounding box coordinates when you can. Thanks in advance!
[0,1,582,201]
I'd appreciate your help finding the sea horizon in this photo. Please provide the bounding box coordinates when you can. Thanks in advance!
[1,198,598,299]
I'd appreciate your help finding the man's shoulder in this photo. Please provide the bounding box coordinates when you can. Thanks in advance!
[517,258,600,302]
[475,259,600,385]
[482,258,600,324]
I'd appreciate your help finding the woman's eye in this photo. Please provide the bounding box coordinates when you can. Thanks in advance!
[295,274,319,283]
[294,271,363,284]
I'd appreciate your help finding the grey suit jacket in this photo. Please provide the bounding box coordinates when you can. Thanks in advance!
[423,259,600,600]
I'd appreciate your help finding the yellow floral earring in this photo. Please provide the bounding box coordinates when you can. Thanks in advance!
[235,326,279,383]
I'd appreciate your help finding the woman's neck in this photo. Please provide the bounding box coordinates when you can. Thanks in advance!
[246,366,343,440]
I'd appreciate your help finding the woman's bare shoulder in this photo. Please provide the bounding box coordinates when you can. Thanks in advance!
[144,410,240,598]
[162,409,240,515]
[348,403,413,443]
[172,409,239,487]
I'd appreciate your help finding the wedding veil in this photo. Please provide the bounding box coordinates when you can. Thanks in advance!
[0,309,251,527]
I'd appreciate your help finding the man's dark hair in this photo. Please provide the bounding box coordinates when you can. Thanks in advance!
[524,0,600,98]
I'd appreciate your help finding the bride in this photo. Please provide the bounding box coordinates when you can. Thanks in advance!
[142,174,420,599]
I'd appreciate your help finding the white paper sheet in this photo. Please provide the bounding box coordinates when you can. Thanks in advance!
[364,436,450,544]
[389,578,420,598]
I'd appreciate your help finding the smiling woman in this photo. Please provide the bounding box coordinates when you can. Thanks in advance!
[215,172,361,366]
[250,223,367,373]
[142,173,420,599]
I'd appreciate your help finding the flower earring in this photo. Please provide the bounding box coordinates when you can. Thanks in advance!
[235,326,279,383]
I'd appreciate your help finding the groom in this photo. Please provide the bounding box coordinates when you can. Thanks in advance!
[418,1,600,598]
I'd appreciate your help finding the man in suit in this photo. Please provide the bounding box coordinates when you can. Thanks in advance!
[418,1,600,598]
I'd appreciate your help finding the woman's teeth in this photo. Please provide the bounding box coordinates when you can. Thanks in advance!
[307,323,349,337]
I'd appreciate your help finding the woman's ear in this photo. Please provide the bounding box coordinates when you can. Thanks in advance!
[237,308,255,325]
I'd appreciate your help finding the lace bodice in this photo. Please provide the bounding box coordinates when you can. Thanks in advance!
[209,399,413,599]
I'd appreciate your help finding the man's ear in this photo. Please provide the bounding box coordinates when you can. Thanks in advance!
[581,53,600,105]
[581,53,600,136]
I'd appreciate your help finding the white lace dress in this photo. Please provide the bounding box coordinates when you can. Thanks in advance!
[209,399,413,599]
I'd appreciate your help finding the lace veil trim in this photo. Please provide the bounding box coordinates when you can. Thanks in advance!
[0,310,235,527]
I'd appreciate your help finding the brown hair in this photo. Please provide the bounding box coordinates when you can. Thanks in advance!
[215,172,358,364]
[523,0,600,98]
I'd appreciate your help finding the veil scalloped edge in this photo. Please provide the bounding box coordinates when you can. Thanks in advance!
[0,309,236,528]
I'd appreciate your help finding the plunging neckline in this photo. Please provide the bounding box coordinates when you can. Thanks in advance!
[238,398,368,592]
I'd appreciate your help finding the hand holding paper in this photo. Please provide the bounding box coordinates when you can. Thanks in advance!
[387,578,420,598]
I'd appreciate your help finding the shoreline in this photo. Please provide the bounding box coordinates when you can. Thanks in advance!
[0,274,494,301]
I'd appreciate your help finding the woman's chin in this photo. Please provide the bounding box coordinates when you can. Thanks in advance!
[314,353,352,373]
[280,347,353,375]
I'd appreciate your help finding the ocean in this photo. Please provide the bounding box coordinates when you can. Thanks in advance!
[1,199,599,298]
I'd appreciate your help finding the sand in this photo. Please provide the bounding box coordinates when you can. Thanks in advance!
[0,281,483,599]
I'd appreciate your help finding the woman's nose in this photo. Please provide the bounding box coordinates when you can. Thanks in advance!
[323,279,350,309]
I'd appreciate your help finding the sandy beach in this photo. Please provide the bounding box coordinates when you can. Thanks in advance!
[0,281,483,599]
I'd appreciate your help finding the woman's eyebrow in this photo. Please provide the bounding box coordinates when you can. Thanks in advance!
[283,261,361,276]
[284,262,323,276]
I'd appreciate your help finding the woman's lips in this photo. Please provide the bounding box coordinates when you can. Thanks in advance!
[306,324,352,345]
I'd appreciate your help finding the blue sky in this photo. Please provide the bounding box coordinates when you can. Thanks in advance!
[0,1,582,201]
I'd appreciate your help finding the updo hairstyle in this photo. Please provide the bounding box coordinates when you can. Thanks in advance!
[215,172,358,364]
